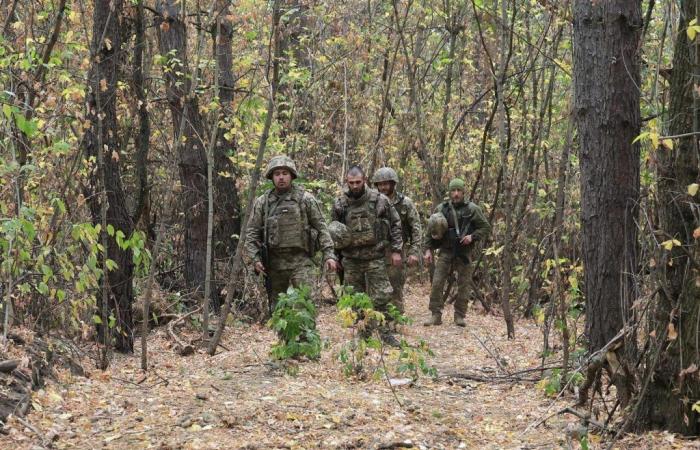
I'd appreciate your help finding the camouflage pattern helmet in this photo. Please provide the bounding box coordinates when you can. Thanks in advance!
[427,212,448,240]
[371,167,399,185]
[328,221,352,249]
[265,155,298,179]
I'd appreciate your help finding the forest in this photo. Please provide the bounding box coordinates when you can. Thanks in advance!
[0,0,699,448]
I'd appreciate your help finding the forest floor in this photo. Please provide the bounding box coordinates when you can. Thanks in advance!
[0,282,697,449]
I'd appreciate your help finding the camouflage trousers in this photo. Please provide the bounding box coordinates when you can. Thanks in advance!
[342,257,395,314]
[268,260,316,308]
[428,253,474,318]
[386,263,406,313]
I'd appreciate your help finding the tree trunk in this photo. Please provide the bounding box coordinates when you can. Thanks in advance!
[155,0,209,299]
[637,0,700,434]
[573,0,641,354]
[84,0,135,353]
[213,0,241,265]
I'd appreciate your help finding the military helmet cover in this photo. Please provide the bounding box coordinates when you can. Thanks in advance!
[427,212,448,240]
[448,178,466,191]
[328,221,352,249]
[371,167,399,184]
[265,155,298,179]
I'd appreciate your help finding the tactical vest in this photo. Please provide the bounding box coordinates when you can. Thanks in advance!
[338,190,388,248]
[440,201,476,235]
[264,188,313,253]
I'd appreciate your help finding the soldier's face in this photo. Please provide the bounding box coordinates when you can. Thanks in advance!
[272,169,293,191]
[375,181,395,196]
[346,174,365,195]
[450,188,465,203]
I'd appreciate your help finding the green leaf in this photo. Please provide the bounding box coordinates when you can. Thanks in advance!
[92,314,103,324]
[106,224,115,236]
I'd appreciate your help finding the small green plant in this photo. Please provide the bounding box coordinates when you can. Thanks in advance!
[397,339,438,380]
[336,287,437,380]
[267,285,322,360]
[538,368,584,397]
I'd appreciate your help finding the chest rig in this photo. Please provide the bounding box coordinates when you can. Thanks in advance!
[264,188,310,253]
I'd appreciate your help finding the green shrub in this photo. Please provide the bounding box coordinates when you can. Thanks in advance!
[267,286,322,360]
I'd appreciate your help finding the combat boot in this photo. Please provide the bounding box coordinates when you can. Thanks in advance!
[423,313,442,326]
[454,315,466,327]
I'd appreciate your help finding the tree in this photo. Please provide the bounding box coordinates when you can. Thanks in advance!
[84,0,135,353]
[637,0,700,434]
[573,0,642,403]
[212,0,241,264]
[155,0,210,300]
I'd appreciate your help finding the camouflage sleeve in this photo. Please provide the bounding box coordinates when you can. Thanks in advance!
[385,198,403,253]
[469,203,491,242]
[404,197,423,258]
[243,195,265,265]
[305,194,337,262]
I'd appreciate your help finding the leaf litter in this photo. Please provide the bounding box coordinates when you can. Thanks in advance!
[0,282,695,449]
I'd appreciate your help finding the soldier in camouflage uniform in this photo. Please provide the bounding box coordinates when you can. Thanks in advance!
[371,167,423,313]
[244,156,337,308]
[423,178,491,327]
[332,165,403,345]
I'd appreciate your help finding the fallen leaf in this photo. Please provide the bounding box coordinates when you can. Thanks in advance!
[668,322,678,341]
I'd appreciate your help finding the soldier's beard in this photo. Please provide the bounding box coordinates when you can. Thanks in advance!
[348,185,365,199]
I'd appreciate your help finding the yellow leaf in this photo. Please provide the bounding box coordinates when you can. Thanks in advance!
[672,239,682,247]
[661,240,675,250]
[688,26,697,41]
[100,79,107,92]
[662,139,674,150]
[650,133,660,149]
[668,323,678,340]
[688,183,699,196]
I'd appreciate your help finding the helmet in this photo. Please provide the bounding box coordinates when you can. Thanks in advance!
[371,167,399,185]
[328,221,352,249]
[265,155,298,179]
[427,212,448,240]
[448,178,466,191]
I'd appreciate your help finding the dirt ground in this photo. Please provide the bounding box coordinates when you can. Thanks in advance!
[1,282,697,449]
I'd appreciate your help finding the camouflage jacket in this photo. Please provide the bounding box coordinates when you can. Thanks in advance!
[389,193,423,258]
[331,186,403,260]
[424,200,491,260]
[244,185,336,270]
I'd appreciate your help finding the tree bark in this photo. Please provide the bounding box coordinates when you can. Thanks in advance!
[637,0,700,434]
[213,0,241,264]
[573,0,641,354]
[84,0,135,353]
[155,0,210,300]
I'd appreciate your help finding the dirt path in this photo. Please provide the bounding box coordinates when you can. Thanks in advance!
[0,283,685,449]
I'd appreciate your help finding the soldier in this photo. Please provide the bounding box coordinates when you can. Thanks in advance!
[244,155,337,309]
[423,178,491,327]
[331,165,403,345]
[371,167,423,313]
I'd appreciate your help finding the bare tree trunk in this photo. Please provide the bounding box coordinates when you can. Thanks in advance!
[213,0,241,267]
[85,0,135,354]
[155,0,210,300]
[637,0,700,434]
[573,0,641,406]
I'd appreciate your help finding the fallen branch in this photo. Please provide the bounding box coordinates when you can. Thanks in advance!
[0,360,20,373]
[167,307,201,356]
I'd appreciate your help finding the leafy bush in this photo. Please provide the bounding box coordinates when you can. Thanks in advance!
[336,287,437,380]
[267,286,322,360]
